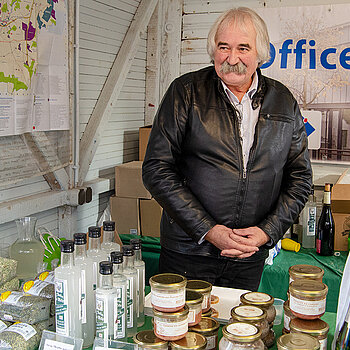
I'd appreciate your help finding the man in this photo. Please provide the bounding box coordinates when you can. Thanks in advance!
[142,7,312,291]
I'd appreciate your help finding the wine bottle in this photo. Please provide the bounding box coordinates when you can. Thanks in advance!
[336,304,350,349]
[316,183,335,256]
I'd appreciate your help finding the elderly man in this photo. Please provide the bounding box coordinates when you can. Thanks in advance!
[142,7,312,290]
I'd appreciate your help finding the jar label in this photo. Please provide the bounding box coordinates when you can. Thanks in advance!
[284,313,291,330]
[6,323,36,341]
[235,305,263,317]
[227,323,258,336]
[206,335,217,350]
[289,295,326,315]
[188,309,196,323]
[319,337,327,350]
[244,292,271,303]
[202,293,210,310]
[151,289,185,308]
[155,318,188,336]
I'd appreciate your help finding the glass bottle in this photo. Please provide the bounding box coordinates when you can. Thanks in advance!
[301,186,317,249]
[336,304,350,350]
[54,240,82,339]
[122,245,138,337]
[316,183,335,256]
[130,238,145,327]
[95,261,118,341]
[101,221,121,256]
[111,251,127,341]
[73,233,95,348]
[9,217,44,281]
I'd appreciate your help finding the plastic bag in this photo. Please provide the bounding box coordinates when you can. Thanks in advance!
[265,240,281,265]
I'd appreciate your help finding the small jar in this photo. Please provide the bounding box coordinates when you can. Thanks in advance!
[290,318,329,350]
[190,317,220,350]
[289,280,328,320]
[153,305,189,341]
[186,280,212,313]
[283,300,296,334]
[289,265,324,283]
[186,290,203,326]
[240,292,276,325]
[219,322,264,350]
[150,273,187,312]
[170,331,207,350]
[134,330,169,350]
[277,333,320,350]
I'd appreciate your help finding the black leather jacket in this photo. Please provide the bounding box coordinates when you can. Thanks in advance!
[142,66,312,261]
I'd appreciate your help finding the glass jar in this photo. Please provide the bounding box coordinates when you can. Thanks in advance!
[186,290,203,326]
[202,308,212,317]
[190,317,220,350]
[289,265,324,283]
[240,292,276,325]
[170,331,207,350]
[277,333,320,350]
[219,322,264,350]
[150,273,187,312]
[134,330,169,350]
[290,318,329,350]
[283,300,296,334]
[186,280,212,313]
[289,280,328,320]
[153,305,189,341]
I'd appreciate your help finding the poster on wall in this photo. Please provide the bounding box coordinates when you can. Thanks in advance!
[0,0,69,137]
[257,4,350,162]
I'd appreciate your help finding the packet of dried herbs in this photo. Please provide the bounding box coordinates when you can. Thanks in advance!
[0,291,50,324]
[0,320,10,333]
[0,279,19,294]
[0,258,17,286]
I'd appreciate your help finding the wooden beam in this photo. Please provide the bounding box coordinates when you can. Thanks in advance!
[78,0,158,185]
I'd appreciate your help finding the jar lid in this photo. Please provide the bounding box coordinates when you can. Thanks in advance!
[186,290,203,305]
[186,280,212,293]
[289,280,328,298]
[277,333,320,349]
[202,308,212,317]
[230,305,267,322]
[103,221,115,231]
[222,322,262,343]
[153,304,189,319]
[240,292,274,307]
[170,332,207,350]
[133,330,167,348]
[150,273,187,289]
[289,265,324,280]
[189,317,220,333]
[290,318,329,336]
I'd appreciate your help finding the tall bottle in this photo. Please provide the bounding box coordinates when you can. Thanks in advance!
[301,186,317,249]
[87,226,109,290]
[110,251,127,341]
[73,233,95,348]
[316,183,335,256]
[130,238,145,327]
[95,261,118,341]
[336,304,350,350]
[101,221,121,256]
[122,245,138,337]
[54,240,82,339]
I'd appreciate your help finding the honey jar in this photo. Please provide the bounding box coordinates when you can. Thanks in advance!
[186,280,212,313]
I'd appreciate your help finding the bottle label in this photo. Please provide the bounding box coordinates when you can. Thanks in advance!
[126,277,134,328]
[23,279,49,296]
[151,289,185,308]
[116,285,126,339]
[289,295,326,316]
[80,270,87,324]
[136,269,140,318]
[96,294,109,340]
[92,262,97,290]
[55,279,69,336]
[154,317,188,337]
[316,239,322,254]
[307,207,316,236]
[6,323,37,341]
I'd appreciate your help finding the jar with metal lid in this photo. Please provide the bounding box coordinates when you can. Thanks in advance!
[277,333,320,350]
[134,330,169,350]
[240,292,276,325]
[202,308,212,318]
[283,300,296,334]
[186,280,212,313]
[186,290,203,326]
[153,304,189,341]
[219,322,264,350]
[189,317,220,350]
[290,318,329,350]
[289,280,328,320]
[150,273,187,312]
[170,331,207,350]
[289,265,324,283]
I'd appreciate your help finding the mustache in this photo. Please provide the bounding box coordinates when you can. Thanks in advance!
[220,61,247,75]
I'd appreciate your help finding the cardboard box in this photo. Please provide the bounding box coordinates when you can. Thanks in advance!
[139,125,152,161]
[115,161,151,199]
[139,198,162,237]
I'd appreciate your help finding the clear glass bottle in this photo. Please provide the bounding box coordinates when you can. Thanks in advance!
[130,238,145,327]
[54,240,82,339]
[101,221,121,256]
[301,186,317,249]
[95,261,118,341]
[122,245,138,337]
[336,304,350,350]
[73,233,95,348]
[111,251,128,341]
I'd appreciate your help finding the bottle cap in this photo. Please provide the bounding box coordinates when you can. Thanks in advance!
[103,221,115,231]
[60,240,74,253]
[99,261,113,275]
[88,226,101,238]
[110,251,123,264]
[73,233,87,245]
[122,245,134,256]
[130,238,142,250]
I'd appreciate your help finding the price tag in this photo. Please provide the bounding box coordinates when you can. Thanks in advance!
[43,339,74,350]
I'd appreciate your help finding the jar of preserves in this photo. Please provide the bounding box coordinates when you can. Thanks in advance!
[290,318,329,350]
[283,300,296,334]
[202,308,212,318]
[277,333,320,350]
[186,280,212,313]
[240,292,276,325]
[186,290,203,326]
[289,280,328,320]
[153,305,189,341]
[134,330,169,350]
[190,317,220,350]
[150,273,187,312]
[289,265,324,283]
[170,331,207,350]
[219,322,264,350]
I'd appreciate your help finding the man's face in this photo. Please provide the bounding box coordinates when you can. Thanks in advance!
[214,19,259,93]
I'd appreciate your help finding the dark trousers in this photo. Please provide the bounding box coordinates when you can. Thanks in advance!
[159,247,265,291]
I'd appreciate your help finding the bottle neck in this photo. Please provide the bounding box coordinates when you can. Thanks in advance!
[123,255,134,268]
[89,237,101,250]
[75,244,87,258]
[60,252,74,267]
[323,191,331,205]
[102,230,114,244]
[113,262,123,274]
[99,273,113,288]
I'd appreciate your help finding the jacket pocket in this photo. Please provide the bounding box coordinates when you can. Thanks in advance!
[262,113,294,123]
